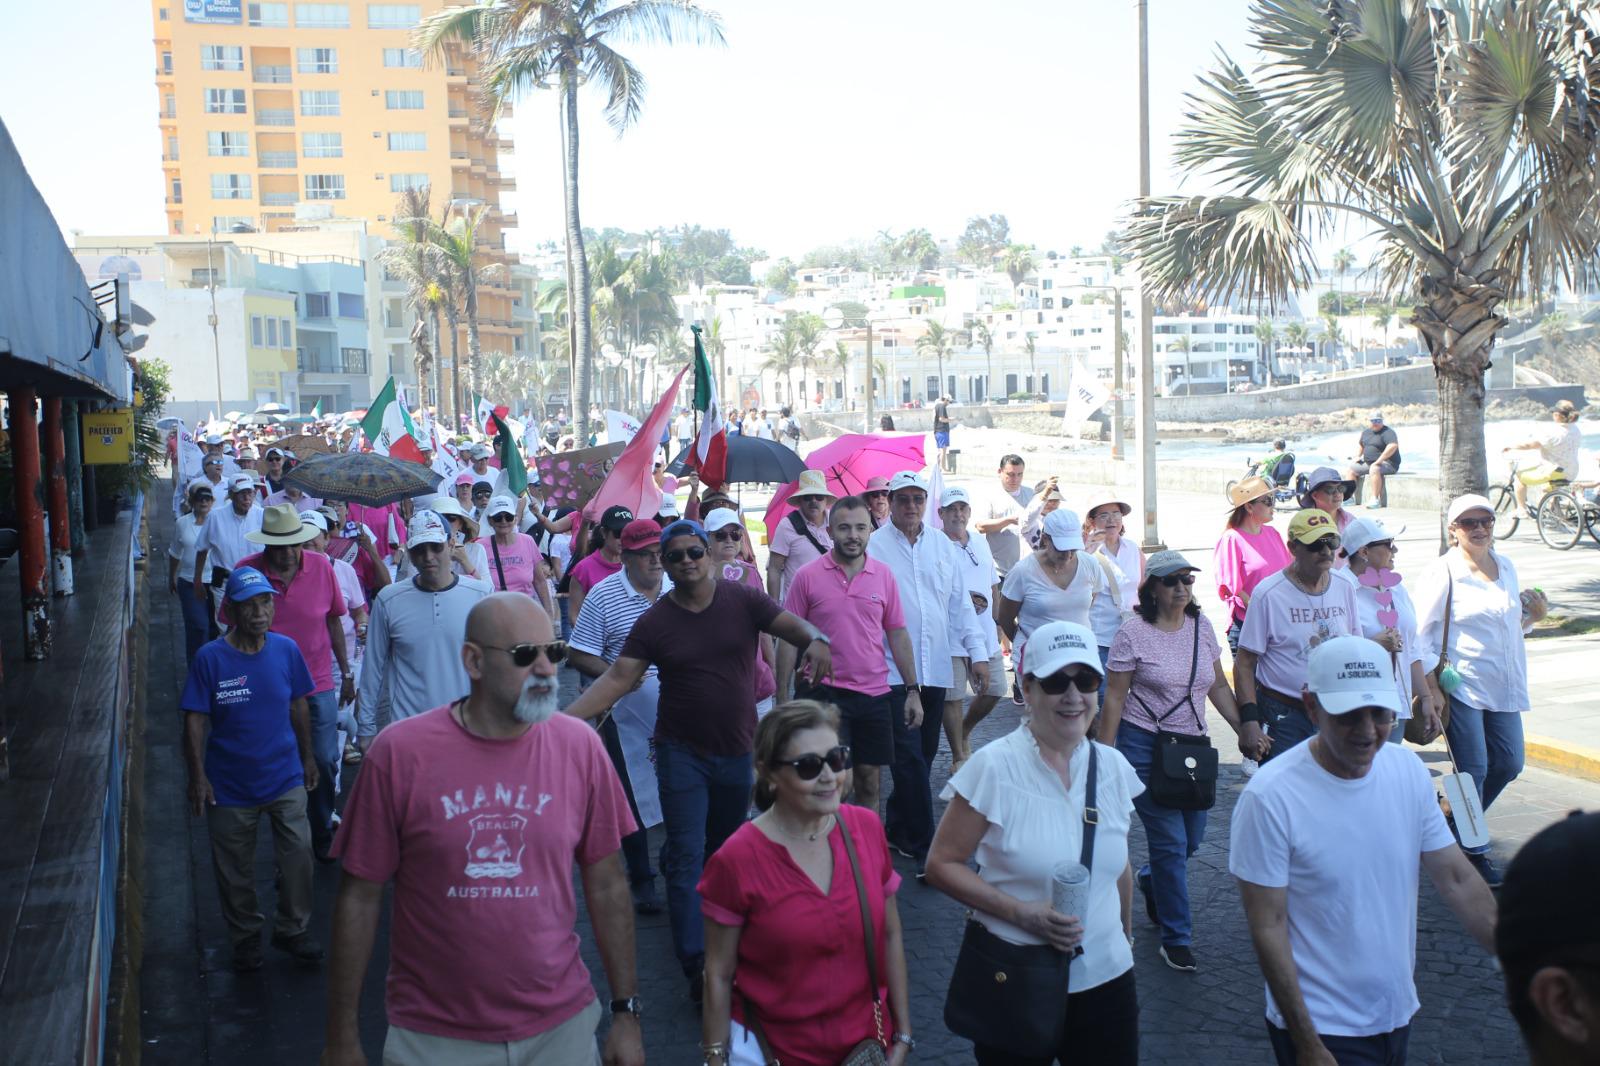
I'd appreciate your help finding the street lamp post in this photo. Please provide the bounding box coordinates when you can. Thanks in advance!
[1135,0,1162,550]
[204,225,224,419]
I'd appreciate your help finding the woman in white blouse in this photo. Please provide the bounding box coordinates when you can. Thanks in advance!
[1415,494,1548,887]
[1341,516,1442,745]
[168,480,218,663]
[927,620,1140,1065]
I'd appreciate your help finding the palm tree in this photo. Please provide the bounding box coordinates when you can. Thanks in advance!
[378,185,447,414]
[1373,306,1394,358]
[1282,320,1309,384]
[1320,315,1344,369]
[786,313,826,408]
[1331,246,1356,316]
[763,329,800,406]
[830,340,851,407]
[427,204,506,412]
[872,358,889,407]
[971,320,995,402]
[916,321,956,404]
[1253,317,1276,384]
[1021,332,1039,398]
[1002,244,1035,305]
[703,314,727,394]
[1169,334,1193,395]
[1126,0,1600,507]
[416,0,726,446]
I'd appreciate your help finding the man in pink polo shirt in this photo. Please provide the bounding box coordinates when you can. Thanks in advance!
[778,494,923,817]
[237,503,350,861]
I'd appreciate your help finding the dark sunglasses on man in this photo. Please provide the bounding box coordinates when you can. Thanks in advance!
[476,640,568,667]
[1301,536,1341,554]
[665,545,706,564]
[774,745,853,780]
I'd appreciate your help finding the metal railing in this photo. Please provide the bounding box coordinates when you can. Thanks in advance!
[259,151,297,168]
[258,109,294,126]
[261,192,299,205]
[254,66,291,83]
[297,350,369,374]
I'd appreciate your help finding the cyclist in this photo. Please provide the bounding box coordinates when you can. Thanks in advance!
[1502,400,1582,519]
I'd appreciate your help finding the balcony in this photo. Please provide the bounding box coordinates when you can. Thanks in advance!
[258,109,294,126]
[298,349,369,374]
[447,108,469,127]
[261,191,299,206]
[499,212,518,228]
[254,66,291,84]
[258,151,297,168]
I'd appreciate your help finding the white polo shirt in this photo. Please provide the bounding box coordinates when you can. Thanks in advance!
[357,575,491,736]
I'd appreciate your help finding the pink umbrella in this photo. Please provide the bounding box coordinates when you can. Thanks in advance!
[762,433,927,538]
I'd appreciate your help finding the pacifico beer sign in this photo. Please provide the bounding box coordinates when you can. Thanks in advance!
[82,409,135,465]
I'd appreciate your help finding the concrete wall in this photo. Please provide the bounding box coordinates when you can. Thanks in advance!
[1153,364,1439,421]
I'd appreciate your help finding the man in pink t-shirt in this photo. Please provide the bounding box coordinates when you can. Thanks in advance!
[237,503,350,860]
[779,495,923,818]
[325,593,643,1066]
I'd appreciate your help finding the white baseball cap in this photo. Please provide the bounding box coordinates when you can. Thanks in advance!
[203,432,225,445]
[470,442,493,460]
[407,509,449,549]
[703,507,742,532]
[299,509,330,533]
[1446,493,1495,527]
[1307,635,1403,716]
[658,492,680,517]
[1341,516,1406,555]
[1041,508,1084,551]
[1020,620,1101,679]
[485,494,518,519]
[940,486,971,509]
[228,475,257,494]
[887,470,929,494]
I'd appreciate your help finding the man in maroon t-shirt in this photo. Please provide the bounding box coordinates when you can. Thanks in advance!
[565,518,832,1004]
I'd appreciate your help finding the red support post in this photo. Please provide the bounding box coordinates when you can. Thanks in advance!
[10,387,51,659]
[42,397,73,596]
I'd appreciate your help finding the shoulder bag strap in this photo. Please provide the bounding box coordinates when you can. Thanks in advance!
[1438,571,1454,670]
[838,815,887,1047]
[489,535,508,591]
[1081,742,1099,867]
[1129,617,1203,729]
[1093,552,1121,609]
[788,509,828,556]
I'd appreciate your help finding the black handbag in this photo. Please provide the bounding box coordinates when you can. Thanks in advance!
[1137,618,1218,811]
[943,744,1098,1057]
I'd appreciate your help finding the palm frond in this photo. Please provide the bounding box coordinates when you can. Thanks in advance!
[1125,195,1317,309]
[583,40,647,130]
[589,0,727,48]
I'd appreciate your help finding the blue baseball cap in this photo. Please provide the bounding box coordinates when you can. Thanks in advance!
[224,566,279,603]
[659,518,707,548]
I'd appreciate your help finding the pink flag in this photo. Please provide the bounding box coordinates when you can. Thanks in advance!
[583,364,691,524]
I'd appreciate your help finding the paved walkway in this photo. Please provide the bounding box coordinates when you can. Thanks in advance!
[137,494,1600,1065]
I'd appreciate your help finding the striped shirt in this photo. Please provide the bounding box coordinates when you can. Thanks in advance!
[570,568,672,680]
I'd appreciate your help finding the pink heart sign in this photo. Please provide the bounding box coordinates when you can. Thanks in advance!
[1360,567,1402,628]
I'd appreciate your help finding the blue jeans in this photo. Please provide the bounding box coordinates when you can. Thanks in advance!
[884,683,948,860]
[655,738,753,974]
[1444,697,1524,854]
[1260,688,1317,761]
[305,688,341,848]
[175,578,219,664]
[1267,1022,1410,1065]
[1116,724,1207,947]
[1097,645,1112,705]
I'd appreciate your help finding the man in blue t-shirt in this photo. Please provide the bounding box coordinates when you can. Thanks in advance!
[181,566,322,972]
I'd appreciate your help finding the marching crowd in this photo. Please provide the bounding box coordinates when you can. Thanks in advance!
[166,414,1599,1066]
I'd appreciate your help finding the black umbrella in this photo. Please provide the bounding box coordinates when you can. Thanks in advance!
[666,435,807,485]
[283,451,440,506]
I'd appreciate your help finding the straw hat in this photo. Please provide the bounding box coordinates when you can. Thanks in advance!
[1226,476,1274,511]
[792,469,835,500]
[246,503,320,546]
[430,496,480,539]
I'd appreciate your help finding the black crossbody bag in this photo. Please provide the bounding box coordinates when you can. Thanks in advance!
[1136,618,1218,810]
[943,744,1098,1057]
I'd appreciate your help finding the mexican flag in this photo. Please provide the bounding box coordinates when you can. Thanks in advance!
[360,377,426,463]
[688,325,727,489]
[492,413,529,495]
[311,399,323,419]
[473,393,508,438]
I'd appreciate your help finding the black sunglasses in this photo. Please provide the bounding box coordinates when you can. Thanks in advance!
[774,745,853,780]
[1034,669,1101,695]
[1455,515,1494,531]
[1159,573,1196,587]
[1300,536,1341,554]
[710,529,742,542]
[477,640,568,667]
[664,545,706,564]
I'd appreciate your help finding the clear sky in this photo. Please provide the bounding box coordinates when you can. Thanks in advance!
[0,0,1297,260]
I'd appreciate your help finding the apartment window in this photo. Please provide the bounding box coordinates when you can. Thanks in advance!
[387,131,425,151]
[265,317,279,347]
[251,315,264,347]
[205,88,247,114]
[389,172,428,191]
[304,173,346,200]
[166,135,180,160]
[280,317,293,348]
[171,178,183,204]
[302,132,343,157]
[384,90,423,110]
[214,215,254,232]
[367,4,419,28]
[300,90,341,116]
[158,7,169,19]
[207,131,249,157]
[201,45,244,71]
[304,292,331,317]
[296,48,338,74]
[382,47,421,68]
[248,2,289,26]
[211,173,253,200]
[163,93,176,117]
[337,293,365,318]
[340,347,370,373]
[295,4,349,27]
[161,51,173,74]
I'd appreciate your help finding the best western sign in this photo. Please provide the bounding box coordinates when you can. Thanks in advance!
[184,0,241,24]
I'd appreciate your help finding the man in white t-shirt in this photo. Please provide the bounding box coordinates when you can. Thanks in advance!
[974,453,1043,580]
[1230,636,1496,1066]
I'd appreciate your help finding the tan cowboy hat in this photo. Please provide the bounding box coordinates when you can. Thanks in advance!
[246,503,319,546]
[1226,476,1274,511]
[792,469,835,500]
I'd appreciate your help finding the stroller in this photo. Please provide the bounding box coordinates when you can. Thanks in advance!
[1228,452,1304,507]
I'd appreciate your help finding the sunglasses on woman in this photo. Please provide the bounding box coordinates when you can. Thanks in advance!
[1455,516,1494,531]
[664,545,706,564]
[710,530,742,542]
[1033,669,1100,695]
[491,513,516,522]
[1159,573,1196,587]
[774,745,853,780]
[477,640,568,667]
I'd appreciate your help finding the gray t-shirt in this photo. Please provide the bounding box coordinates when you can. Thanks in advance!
[1359,426,1400,470]
[983,484,1037,577]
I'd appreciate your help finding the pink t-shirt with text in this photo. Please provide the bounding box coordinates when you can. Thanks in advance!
[783,554,906,696]
[236,549,347,693]
[332,706,636,1042]
[479,532,543,596]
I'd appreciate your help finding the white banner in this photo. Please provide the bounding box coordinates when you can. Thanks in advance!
[1063,357,1112,441]
[605,409,642,446]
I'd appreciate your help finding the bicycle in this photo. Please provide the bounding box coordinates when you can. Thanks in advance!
[1536,482,1600,550]
[1487,460,1570,540]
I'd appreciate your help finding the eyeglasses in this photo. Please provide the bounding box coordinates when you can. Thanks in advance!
[1249,496,1274,508]
[710,529,742,542]
[664,545,707,564]
[490,513,515,522]
[1311,484,1342,497]
[477,640,568,667]
[1366,540,1394,552]
[1455,516,1495,531]
[774,745,853,780]
[473,491,492,499]
[1033,669,1101,695]
[1298,536,1341,554]
[864,491,888,500]
[1328,707,1397,729]
[624,548,662,561]
[1159,573,1196,587]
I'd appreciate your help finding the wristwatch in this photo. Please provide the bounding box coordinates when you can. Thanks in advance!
[905,683,923,696]
[809,632,831,646]
[893,1032,917,1050]
[610,995,643,1018]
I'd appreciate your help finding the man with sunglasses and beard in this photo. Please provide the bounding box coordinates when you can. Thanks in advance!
[325,593,644,1066]
[1234,509,1361,760]
[356,511,490,749]
[565,518,834,1006]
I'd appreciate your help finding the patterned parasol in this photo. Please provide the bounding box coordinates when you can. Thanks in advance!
[282,451,440,506]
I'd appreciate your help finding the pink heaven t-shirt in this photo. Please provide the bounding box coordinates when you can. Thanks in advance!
[479,532,544,596]
[332,705,636,1042]
[1212,524,1293,623]
[236,549,347,693]
[782,554,906,696]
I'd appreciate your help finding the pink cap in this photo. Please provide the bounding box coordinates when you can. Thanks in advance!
[454,472,475,487]
[865,476,890,493]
